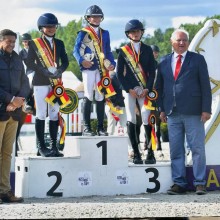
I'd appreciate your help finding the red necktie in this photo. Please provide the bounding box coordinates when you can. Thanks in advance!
[174,54,182,80]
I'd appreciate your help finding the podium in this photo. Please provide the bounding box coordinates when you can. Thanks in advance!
[15,136,172,198]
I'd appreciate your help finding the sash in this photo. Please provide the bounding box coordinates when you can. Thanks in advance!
[148,114,157,151]
[58,112,66,151]
[82,27,116,98]
[121,45,146,88]
[121,45,157,110]
[111,113,120,122]
[106,99,124,115]
[32,38,71,109]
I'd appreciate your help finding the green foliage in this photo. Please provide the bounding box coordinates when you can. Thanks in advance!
[160,122,168,132]
[56,19,83,81]
[160,122,169,142]
[90,119,107,133]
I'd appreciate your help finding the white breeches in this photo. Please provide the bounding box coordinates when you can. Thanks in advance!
[124,92,150,125]
[82,69,104,101]
[105,105,127,135]
[27,72,35,89]
[34,85,59,120]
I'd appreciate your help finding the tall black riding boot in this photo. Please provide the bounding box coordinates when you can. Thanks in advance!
[127,121,143,164]
[156,123,162,151]
[145,148,156,164]
[136,123,141,145]
[35,119,52,157]
[96,100,108,136]
[83,98,95,136]
[49,120,63,157]
[144,125,156,164]
[144,124,152,150]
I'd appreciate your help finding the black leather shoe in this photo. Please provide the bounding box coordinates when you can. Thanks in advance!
[0,191,24,203]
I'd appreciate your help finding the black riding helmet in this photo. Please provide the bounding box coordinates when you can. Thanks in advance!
[84,5,104,27]
[150,45,160,52]
[125,19,145,41]
[37,13,59,31]
[125,19,144,33]
[21,33,32,41]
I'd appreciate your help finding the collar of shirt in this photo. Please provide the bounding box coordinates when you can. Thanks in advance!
[45,35,53,49]
[173,51,187,60]
[131,41,140,54]
[171,51,187,73]
[91,26,99,35]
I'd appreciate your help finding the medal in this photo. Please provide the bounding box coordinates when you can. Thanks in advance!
[54,84,65,97]
[148,114,156,126]
[147,89,158,101]
[101,76,111,88]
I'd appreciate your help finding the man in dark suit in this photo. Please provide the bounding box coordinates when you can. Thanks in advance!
[0,29,30,203]
[117,19,155,164]
[156,29,212,195]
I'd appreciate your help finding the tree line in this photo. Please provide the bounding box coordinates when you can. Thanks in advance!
[27,15,220,82]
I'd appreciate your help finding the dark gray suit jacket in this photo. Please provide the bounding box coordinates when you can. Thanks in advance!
[156,51,212,115]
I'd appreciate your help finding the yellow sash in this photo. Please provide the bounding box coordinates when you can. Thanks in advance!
[32,38,71,109]
[82,27,116,98]
[121,45,146,88]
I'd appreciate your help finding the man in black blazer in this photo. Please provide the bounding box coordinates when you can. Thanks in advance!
[0,29,30,203]
[156,29,212,195]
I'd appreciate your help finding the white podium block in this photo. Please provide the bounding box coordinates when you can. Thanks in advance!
[15,136,172,198]
[63,136,129,168]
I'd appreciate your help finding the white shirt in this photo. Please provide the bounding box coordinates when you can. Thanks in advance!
[93,27,99,35]
[45,36,53,49]
[132,42,140,54]
[171,51,187,76]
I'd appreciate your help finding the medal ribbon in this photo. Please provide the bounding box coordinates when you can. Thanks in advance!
[42,37,57,66]
[121,45,157,110]
[32,38,71,108]
[82,27,116,98]
[121,45,146,88]
[105,99,124,115]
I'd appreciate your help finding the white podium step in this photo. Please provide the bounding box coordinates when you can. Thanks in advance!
[15,136,172,198]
